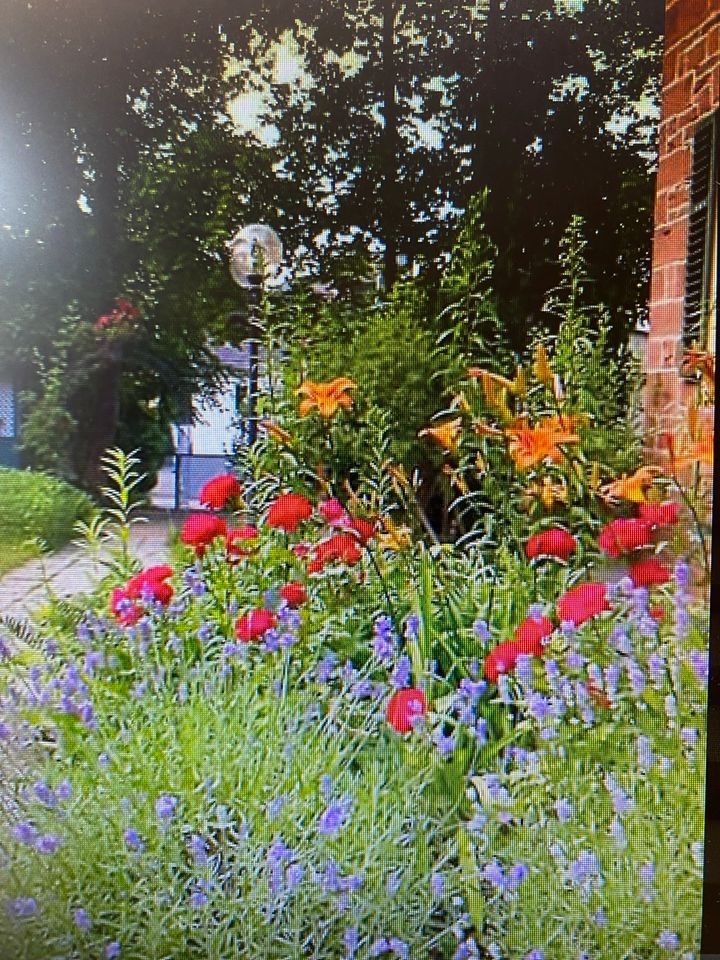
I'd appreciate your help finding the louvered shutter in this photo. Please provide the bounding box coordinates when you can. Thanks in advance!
[683,112,718,351]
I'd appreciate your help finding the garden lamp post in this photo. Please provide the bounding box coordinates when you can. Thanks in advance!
[227,224,283,445]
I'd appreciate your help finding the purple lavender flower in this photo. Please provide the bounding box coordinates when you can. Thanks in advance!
[36,833,63,855]
[525,951,544,960]
[268,838,293,866]
[13,822,38,846]
[555,798,573,823]
[433,730,456,758]
[373,615,397,661]
[483,859,506,890]
[388,938,409,958]
[123,828,143,851]
[431,872,445,897]
[73,907,92,931]
[681,726,699,748]
[155,794,178,821]
[370,939,391,957]
[286,862,304,891]
[386,870,403,894]
[83,650,105,675]
[506,863,528,890]
[657,930,679,951]
[56,779,72,802]
[9,897,37,917]
[404,614,420,641]
[527,692,552,722]
[105,941,121,958]
[344,926,360,957]
[473,618,491,642]
[689,649,708,684]
[459,678,487,702]
[318,797,352,836]
[189,834,208,867]
[637,736,654,771]
[33,780,57,808]
[474,717,489,745]
[190,889,208,909]
[675,560,690,589]
[565,650,583,671]
[390,655,412,690]
[627,660,646,697]
[515,654,534,685]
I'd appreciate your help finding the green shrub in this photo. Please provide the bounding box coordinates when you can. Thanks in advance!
[0,468,93,551]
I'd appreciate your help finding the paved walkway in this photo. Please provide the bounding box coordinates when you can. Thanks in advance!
[0,513,175,624]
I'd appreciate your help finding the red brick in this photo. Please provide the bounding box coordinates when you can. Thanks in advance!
[655,146,692,192]
[663,75,694,115]
[649,297,685,336]
[652,225,688,267]
[682,36,707,73]
[667,0,714,44]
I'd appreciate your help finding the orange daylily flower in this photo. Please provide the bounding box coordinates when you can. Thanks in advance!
[378,516,413,552]
[419,417,463,454]
[297,378,357,418]
[504,417,580,471]
[681,348,715,385]
[472,420,504,438]
[674,433,714,469]
[599,466,662,504]
[259,419,293,445]
[523,475,569,511]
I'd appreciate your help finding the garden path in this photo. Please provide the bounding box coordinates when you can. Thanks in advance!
[0,512,174,624]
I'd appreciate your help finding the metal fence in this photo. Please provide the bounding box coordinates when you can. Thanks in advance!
[151,454,232,511]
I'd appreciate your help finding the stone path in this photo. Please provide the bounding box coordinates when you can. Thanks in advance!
[0,513,175,623]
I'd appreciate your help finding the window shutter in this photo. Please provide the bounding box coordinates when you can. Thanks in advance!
[683,112,718,351]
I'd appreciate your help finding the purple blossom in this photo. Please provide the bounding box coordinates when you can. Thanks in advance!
[681,726,699,748]
[431,872,445,897]
[318,797,352,836]
[9,897,37,917]
[525,951,544,960]
[320,774,333,799]
[527,692,552,722]
[286,863,304,891]
[626,661,646,696]
[459,678,487,702]
[473,618,491,642]
[373,616,396,661]
[390,655,412,690]
[155,794,178,821]
[675,560,690,589]
[474,717,489,745]
[565,650,583,671]
[267,838,293,866]
[657,930,679,951]
[483,860,505,890]
[343,927,360,957]
[316,655,337,683]
[33,781,57,808]
[506,863,529,890]
[515,654,534,684]
[73,907,92,931]
[13,822,38,847]
[637,736,654,770]
[555,798,573,823]
[433,730,456,757]
[268,796,287,821]
[189,834,208,867]
[386,870,403,894]
[404,614,420,641]
[56,779,72,802]
[190,889,208,909]
[689,649,708,684]
[568,849,601,889]
[105,942,121,959]
[123,828,143,851]
[36,833,63,855]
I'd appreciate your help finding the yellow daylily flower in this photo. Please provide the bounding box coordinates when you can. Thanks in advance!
[297,378,357,418]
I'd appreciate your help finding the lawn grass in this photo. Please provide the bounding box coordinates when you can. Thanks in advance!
[0,539,41,577]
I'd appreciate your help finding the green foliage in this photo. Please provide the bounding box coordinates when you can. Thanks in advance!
[540,215,643,476]
[0,467,93,552]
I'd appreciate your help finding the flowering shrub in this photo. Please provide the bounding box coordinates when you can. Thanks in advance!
[0,419,710,959]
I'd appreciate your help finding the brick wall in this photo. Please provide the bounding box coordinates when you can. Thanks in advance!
[644,0,719,451]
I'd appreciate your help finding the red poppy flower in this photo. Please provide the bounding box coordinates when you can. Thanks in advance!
[386,688,427,733]
[266,493,313,533]
[638,501,680,529]
[125,566,174,605]
[226,525,260,559]
[525,528,577,562]
[628,557,671,588]
[235,609,277,643]
[556,582,610,626]
[483,640,523,684]
[318,498,349,525]
[314,533,363,567]
[109,587,142,626]
[349,518,376,544]
[199,473,242,510]
[181,514,228,556]
[514,615,554,656]
[307,557,324,575]
[279,582,308,608]
[597,518,653,558]
[650,605,665,622]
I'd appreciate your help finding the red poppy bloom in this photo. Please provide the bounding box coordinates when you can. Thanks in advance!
[318,498,349,525]
[525,528,577,562]
[279,582,308,608]
[181,514,227,554]
[307,557,324,575]
[226,525,260,559]
[349,518,376,544]
[125,566,174,605]
[386,688,427,733]
[199,473,242,510]
[235,608,277,643]
[556,582,610,626]
[314,533,363,567]
[597,518,653,558]
[266,493,313,533]
[650,605,665,622]
[483,640,523,684]
[628,557,671,588]
[638,501,680,529]
[109,587,142,626]
[514,616,554,656]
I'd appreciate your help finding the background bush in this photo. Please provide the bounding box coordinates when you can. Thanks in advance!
[0,468,93,551]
